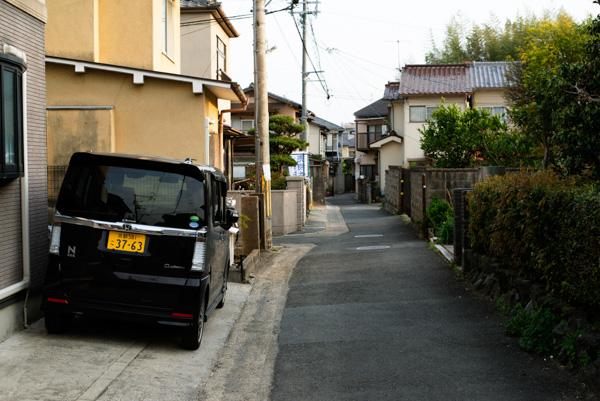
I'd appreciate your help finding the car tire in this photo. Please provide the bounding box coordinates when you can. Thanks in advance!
[181,296,206,350]
[45,312,72,334]
[216,263,229,309]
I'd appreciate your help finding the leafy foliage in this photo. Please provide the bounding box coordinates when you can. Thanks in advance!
[426,11,550,63]
[468,170,600,308]
[424,196,453,244]
[505,13,600,176]
[419,103,536,168]
[506,303,561,355]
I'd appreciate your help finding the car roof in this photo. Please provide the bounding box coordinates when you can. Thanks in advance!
[69,151,224,177]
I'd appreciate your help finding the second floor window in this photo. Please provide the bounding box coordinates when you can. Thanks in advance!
[162,0,174,59]
[479,106,508,124]
[410,106,438,122]
[368,125,386,144]
[241,120,254,133]
[217,37,226,79]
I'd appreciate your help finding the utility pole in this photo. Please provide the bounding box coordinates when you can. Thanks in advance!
[300,0,309,141]
[254,0,272,249]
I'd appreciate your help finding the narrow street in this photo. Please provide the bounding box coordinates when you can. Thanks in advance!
[268,193,589,401]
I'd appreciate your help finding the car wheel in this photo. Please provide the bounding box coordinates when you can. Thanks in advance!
[181,296,206,350]
[45,312,72,334]
[216,263,229,309]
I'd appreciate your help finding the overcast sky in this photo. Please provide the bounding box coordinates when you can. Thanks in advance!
[221,0,599,126]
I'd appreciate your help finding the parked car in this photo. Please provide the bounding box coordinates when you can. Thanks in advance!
[42,152,238,350]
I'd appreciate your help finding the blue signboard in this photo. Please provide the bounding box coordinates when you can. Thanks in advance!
[289,152,309,177]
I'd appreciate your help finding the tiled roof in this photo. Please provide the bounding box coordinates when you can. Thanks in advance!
[471,61,513,88]
[399,64,470,95]
[354,98,389,118]
[383,82,401,101]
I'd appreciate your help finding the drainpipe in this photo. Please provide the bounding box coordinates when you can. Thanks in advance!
[218,86,248,172]
[0,47,30,328]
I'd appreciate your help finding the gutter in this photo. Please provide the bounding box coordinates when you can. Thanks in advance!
[0,47,31,328]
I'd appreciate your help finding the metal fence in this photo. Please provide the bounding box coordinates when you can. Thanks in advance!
[48,166,68,207]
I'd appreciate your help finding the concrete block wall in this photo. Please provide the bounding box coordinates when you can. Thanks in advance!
[286,176,307,231]
[271,190,298,236]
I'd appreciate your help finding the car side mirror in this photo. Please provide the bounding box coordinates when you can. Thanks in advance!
[223,208,239,229]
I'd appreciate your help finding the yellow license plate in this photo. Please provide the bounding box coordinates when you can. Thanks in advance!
[107,231,146,253]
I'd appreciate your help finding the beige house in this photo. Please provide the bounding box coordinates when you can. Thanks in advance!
[0,0,48,341]
[45,0,247,191]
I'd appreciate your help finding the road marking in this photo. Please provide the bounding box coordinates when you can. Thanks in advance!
[356,245,390,250]
[76,337,149,401]
[354,234,383,238]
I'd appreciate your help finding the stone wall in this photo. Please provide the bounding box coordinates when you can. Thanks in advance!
[286,176,307,231]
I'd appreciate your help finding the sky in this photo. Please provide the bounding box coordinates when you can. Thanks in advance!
[221,0,599,127]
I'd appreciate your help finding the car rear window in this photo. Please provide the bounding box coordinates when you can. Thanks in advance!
[56,164,206,229]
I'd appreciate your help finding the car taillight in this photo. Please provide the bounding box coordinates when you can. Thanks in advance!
[47,297,68,304]
[191,237,206,272]
[172,313,193,318]
[49,221,61,255]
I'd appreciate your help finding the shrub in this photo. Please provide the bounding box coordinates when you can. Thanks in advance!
[468,170,600,308]
[506,303,561,355]
[425,195,453,244]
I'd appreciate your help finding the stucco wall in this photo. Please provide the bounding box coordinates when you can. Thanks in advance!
[403,95,465,164]
[46,63,211,163]
[377,140,403,193]
[181,10,229,79]
[46,0,180,73]
[271,190,297,236]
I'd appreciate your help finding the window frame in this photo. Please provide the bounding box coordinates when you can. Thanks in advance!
[0,52,26,180]
[409,105,439,123]
[162,0,174,59]
[479,106,508,124]
[216,36,227,80]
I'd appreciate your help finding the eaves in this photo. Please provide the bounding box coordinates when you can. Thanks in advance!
[46,56,247,104]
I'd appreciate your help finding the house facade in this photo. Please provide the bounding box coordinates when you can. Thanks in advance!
[45,0,247,196]
[354,98,390,191]
[357,62,512,197]
[0,0,48,341]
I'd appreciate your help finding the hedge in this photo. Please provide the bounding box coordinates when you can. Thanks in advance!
[468,170,600,309]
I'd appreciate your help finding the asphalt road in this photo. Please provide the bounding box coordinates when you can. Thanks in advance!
[0,193,594,400]
[270,193,592,401]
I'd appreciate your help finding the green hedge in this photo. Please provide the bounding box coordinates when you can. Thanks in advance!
[468,170,600,309]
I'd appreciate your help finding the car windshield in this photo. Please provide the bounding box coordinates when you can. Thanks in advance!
[56,164,206,229]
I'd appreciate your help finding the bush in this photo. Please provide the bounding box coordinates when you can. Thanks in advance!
[506,302,561,355]
[468,170,600,308]
[425,195,453,244]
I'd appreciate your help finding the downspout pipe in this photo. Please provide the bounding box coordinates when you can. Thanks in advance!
[218,84,248,172]
[0,46,30,328]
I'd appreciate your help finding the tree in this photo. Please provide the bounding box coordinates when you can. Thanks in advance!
[419,102,533,168]
[248,115,308,188]
[426,11,556,63]
[504,11,598,175]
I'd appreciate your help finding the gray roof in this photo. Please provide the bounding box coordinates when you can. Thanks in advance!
[354,98,389,118]
[181,0,217,7]
[313,116,344,131]
[342,132,355,147]
[470,61,513,88]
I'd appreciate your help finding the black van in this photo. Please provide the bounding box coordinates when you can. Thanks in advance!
[42,152,238,350]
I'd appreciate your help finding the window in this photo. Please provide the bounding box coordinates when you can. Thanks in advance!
[162,0,174,58]
[367,125,385,144]
[409,106,438,122]
[216,36,226,80]
[360,165,376,181]
[0,52,26,179]
[479,106,508,123]
[241,120,254,133]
